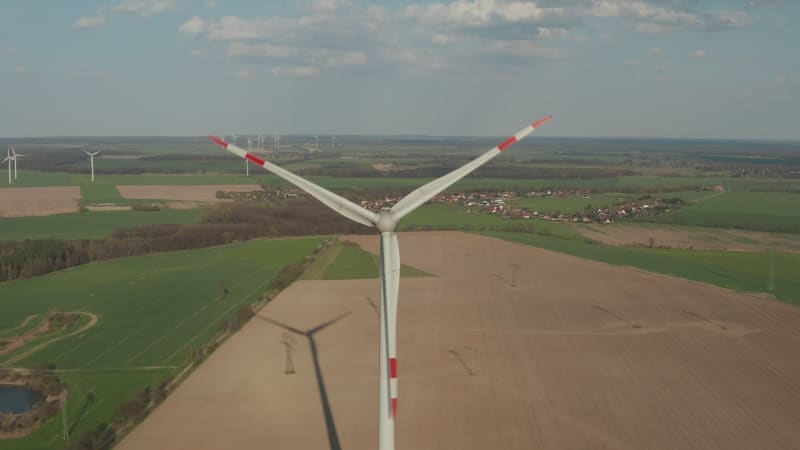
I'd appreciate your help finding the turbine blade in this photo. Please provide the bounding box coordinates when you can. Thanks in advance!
[208,135,379,227]
[390,115,552,221]
[379,232,400,424]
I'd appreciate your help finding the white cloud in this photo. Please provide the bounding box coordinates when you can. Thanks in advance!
[179,16,207,36]
[401,0,572,27]
[71,16,107,29]
[12,65,25,73]
[271,66,319,77]
[590,1,750,33]
[4,48,17,55]
[190,49,209,57]
[111,0,178,17]
[692,49,707,58]
[650,47,662,54]
[228,42,295,58]
[204,0,217,10]
[235,68,255,79]
[326,51,367,67]
[306,0,352,14]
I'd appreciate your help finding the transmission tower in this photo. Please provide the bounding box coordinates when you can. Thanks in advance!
[281,332,297,374]
[767,248,775,292]
[61,395,69,440]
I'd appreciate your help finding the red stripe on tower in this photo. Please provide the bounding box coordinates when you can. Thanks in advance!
[532,115,553,129]
[208,135,228,149]
[246,153,265,165]
[390,358,397,378]
[392,398,397,418]
[497,136,517,152]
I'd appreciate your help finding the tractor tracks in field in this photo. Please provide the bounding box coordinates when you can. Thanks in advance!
[2,312,99,366]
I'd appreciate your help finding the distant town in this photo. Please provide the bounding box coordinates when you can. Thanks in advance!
[219,187,687,225]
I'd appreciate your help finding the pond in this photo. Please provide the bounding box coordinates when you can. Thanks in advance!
[0,385,44,414]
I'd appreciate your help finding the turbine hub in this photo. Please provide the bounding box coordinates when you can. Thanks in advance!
[376,208,396,233]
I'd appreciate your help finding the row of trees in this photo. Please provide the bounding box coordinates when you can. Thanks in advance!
[0,200,370,283]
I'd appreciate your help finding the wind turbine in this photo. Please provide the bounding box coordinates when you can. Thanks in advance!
[84,149,100,183]
[9,146,22,180]
[315,134,319,150]
[208,115,551,450]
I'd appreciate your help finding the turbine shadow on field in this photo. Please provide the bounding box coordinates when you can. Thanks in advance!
[257,311,352,450]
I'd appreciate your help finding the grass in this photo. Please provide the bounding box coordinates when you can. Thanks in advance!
[0,237,323,449]
[0,209,201,241]
[482,230,800,305]
[301,239,431,280]
[643,192,800,232]
[398,203,582,241]
[79,182,124,205]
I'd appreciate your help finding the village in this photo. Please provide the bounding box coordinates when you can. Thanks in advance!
[359,189,685,224]
[216,186,685,224]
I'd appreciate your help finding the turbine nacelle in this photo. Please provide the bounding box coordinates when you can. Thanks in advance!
[376,208,397,233]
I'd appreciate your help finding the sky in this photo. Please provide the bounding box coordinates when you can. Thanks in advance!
[0,0,798,140]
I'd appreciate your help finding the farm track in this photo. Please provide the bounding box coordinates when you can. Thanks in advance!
[2,312,99,366]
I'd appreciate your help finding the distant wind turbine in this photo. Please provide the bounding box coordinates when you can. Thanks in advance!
[84,149,100,183]
[208,114,552,450]
[9,146,22,180]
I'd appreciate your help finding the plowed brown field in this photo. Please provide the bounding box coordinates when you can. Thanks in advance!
[0,186,81,217]
[117,231,800,450]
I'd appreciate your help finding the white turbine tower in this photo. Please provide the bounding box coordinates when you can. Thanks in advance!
[84,149,100,183]
[209,114,551,450]
[315,134,319,150]
[2,147,12,185]
[331,135,336,149]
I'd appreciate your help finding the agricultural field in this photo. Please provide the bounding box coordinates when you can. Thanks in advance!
[300,240,430,280]
[0,209,201,241]
[117,232,800,450]
[483,230,800,305]
[0,237,322,449]
[0,187,81,217]
[641,192,800,233]
[575,222,800,254]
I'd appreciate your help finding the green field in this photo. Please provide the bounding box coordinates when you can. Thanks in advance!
[482,230,800,305]
[79,182,124,205]
[0,237,322,449]
[0,209,201,241]
[398,203,581,240]
[643,192,800,232]
[301,240,430,280]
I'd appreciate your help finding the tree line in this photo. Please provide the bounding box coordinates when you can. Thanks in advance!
[0,199,370,283]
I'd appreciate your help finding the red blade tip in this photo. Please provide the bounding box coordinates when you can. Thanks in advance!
[532,115,553,129]
[208,135,229,149]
